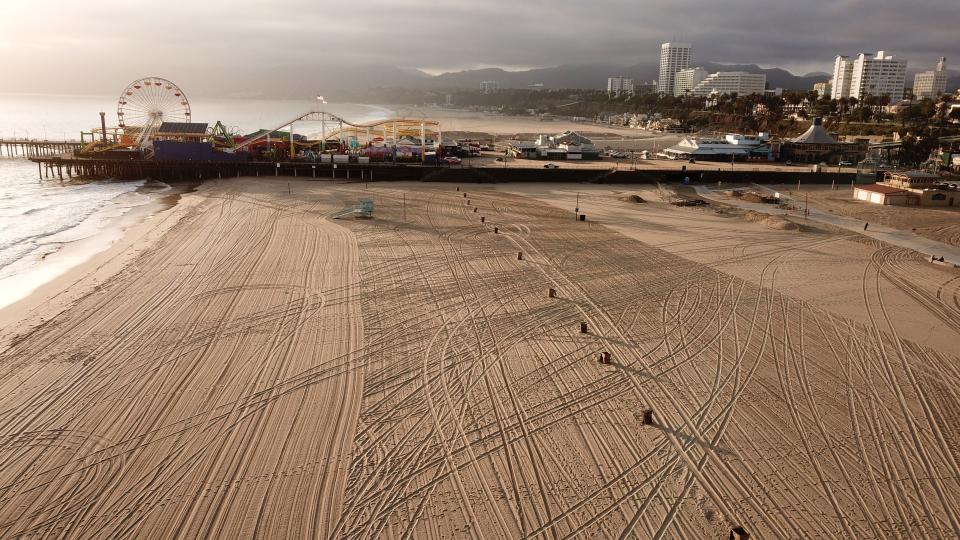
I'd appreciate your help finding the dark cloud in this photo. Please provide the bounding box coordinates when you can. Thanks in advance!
[0,0,956,96]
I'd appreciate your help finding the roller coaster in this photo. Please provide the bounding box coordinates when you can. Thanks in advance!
[231,110,442,161]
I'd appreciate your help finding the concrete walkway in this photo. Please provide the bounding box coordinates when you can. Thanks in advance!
[692,184,960,267]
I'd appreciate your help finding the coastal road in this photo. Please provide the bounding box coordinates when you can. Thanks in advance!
[693,184,960,266]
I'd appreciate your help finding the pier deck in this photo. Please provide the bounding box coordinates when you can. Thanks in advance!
[26,155,860,185]
[0,139,82,158]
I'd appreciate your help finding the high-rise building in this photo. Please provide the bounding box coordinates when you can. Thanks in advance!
[831,51,907,100]
[813,82,831,98]
[607,76,634,97]
[913,57,948,99]
[480,81,499,94]
[691,72,766,97]
[850,51,907,100]
[633,82,657,96]
[831,56,854,99]
[657,42,692,95]
[674,67,708,97]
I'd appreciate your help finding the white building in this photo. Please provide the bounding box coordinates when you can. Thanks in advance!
[831,56,854,100]
[913,57,948,99]
[508,131,599,160]
[814,81,831,98]
[832,51,907,100]
[674,67,708,97]
[607,76,634,97]
[691,72,766,97]
[850,51,907,100]
[662,132,771,160]
[480,81,499,94]
[658,42,692,95]
[855,171,957,207]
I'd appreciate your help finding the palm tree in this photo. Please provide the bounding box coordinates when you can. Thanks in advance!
[933,95,951,126]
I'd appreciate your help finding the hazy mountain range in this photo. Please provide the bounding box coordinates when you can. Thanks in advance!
[418,62,832,91]
[331,62,958,98]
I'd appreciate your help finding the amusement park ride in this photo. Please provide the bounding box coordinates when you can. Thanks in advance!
[81,77,193,154]
[231,111,442,161]
[81,77,443,164]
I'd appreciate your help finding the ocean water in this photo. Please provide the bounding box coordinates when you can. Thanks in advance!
[0,158,166,308]
[0,94,395,309]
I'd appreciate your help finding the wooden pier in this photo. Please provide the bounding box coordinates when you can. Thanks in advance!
[1,139,82,158]
[27,156,398,183]
[27,155,861,185]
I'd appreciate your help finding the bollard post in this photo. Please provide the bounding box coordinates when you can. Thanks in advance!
[642,409,654,425]
[467,200,470,205]
[494,227,499,234]
[548,288,556,298]
[602,352,611,364]
[463,193,467,197]
[481,216,485,223]
[580,322,588,333]
[473,207,477,212]
[517,252,523,260]
[456,186,460,191]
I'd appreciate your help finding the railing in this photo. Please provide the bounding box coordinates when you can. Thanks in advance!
[0,139,83,158]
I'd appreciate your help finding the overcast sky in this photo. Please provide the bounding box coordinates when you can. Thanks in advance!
[1,0,956,97]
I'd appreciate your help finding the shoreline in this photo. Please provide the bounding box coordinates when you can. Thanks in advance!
[0,182,193,346]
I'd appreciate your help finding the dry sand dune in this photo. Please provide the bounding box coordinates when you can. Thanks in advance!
[0,179,959,538]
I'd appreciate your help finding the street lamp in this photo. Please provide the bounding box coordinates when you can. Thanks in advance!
[317,94,327,153]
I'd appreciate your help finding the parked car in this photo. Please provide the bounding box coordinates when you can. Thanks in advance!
[544,163,559,169]
[443,156,461,165]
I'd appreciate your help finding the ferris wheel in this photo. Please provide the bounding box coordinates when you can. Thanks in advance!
[116,77,191,130]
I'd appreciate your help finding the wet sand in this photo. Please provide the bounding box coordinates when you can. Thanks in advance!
[0,179,958,538]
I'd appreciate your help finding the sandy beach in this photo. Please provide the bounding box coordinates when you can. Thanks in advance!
[1,178,958,538]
